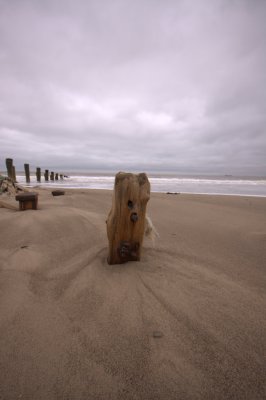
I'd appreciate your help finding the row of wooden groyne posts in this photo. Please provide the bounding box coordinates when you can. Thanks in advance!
[4,158,67,183]
[2,160,152,265]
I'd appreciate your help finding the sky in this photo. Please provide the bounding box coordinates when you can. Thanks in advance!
[0,0,266,175]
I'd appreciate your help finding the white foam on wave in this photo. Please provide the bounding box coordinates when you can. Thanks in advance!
[15,174,266,196]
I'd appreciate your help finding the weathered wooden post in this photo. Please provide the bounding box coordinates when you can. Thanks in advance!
[106,172,150,265]
[55,173,58,180]
[24,163,30,183]
[12,166,17,182]
[44,170,49,181]
[50,171,54,181]
[36,167,41,182]
[6,158,13,179]
[60,174,63,180]
[15,192,38,211]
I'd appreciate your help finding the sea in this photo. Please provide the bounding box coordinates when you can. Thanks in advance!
[14,172,266,197]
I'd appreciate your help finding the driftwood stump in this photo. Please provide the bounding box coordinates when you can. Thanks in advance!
[52,190,65,196]
[106,172,150,265]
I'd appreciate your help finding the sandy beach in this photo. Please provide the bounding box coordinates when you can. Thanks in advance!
[0,188,266,400]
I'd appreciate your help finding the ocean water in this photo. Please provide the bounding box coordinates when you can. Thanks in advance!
[14,172,266,197]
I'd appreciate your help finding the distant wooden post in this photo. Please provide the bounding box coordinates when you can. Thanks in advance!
[50,171,54,181]
[55,173,58,180]
[6,158,13,179]
[24,163,30,183]
[36,167,41,182]
[12,166,17,182]
[44,170,49,181]
[106,172,150,265]
[60,174,63,180]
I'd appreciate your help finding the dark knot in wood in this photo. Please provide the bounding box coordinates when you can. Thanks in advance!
[128,200,133,209]
[118,241,140,262]
[130,212,138,222]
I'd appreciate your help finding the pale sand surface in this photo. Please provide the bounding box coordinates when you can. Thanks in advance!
[0,189,266,400]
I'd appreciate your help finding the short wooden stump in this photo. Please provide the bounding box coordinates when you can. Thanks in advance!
[15,192,38,211]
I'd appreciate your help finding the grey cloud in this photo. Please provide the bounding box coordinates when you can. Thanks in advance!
[0,0,266,175]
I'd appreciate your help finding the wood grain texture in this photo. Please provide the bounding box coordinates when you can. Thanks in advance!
[106,172,150,264]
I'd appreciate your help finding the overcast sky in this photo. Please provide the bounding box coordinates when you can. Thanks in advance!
[0,0,265,175]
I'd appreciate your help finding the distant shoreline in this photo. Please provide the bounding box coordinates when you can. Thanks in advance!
[6,172,265,197]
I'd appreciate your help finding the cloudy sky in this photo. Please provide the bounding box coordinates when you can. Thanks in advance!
[0,0,265,175]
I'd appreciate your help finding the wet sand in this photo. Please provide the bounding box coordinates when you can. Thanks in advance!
[0,189,266,399]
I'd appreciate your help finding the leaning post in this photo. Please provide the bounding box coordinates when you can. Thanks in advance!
[6,158,13,179]
[36,167,41,183]
[50,171,54,181]
[106,172,150,265]
[55,173,58,180]
[24,163,30,183]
